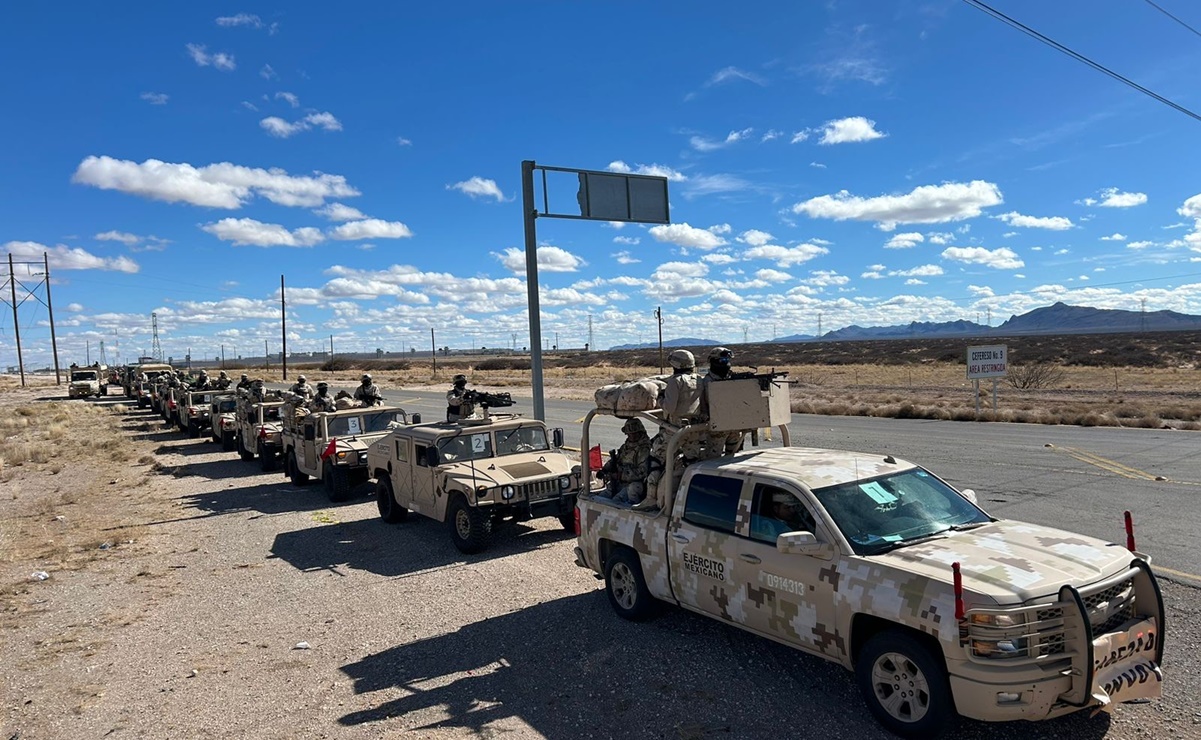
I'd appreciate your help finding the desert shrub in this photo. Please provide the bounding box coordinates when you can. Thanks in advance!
[475,358,531,371]
[375,360,412,370]
[1005,363,1065,389]
[321,358,356,372]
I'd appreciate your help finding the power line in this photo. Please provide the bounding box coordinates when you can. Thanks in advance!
[962,0,1201,123]
[1143,0,1201,39]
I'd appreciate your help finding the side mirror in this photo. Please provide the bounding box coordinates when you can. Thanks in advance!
[777,531,831,557]
[552,427,564,448]
[960,488,979,505]
[424,446,440,467]
[411,413,421,424]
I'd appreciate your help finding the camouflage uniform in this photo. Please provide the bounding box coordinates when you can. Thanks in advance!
[236,374,251,391]
[600,418,651,504]
[249,380,267,402]
[446,376,475,421]
[214,372,232,390]
[289,377,314,399]
[354,377,382,407]
[310,387,334,412]
[695,351,744,460]
[193,371,210,390]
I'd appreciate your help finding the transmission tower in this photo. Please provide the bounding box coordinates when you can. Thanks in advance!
[151,312,162,361]
[1140,298,1147,332]
[99,340,107,365]
[587,314,594,350]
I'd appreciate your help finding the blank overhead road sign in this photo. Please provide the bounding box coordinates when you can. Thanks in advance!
[521,160,671,420]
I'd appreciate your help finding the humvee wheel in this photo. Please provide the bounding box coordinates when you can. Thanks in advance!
[448,495,491,554]
[222,431,237,452]
[188,423,201,439]
[286,453,309,486]
[259,447,278,472]
[376,478,407,523]
[604,547,657,622]
[856,630,953,739]
[237,436,254,461]
[323,461,350,502]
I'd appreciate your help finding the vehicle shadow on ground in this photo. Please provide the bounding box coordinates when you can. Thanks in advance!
[152,440,227,458]
[336,594,1114,740]
[174,477,372,519]
[269,515,572,578]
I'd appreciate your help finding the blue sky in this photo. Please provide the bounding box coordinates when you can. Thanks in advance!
[3,1,1201,366]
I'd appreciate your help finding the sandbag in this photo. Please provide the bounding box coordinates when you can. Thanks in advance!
[594,378,666,414]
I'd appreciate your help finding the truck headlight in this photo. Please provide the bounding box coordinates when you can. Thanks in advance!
[971,638,1027,658]
[501,485,515,500]
[559,476,571,490]
[970,613,1024,628]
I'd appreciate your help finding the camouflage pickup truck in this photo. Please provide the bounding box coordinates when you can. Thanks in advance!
[573,380,1164,738]
[281,402,412,502]
[235,393,285,471]
[367,412,578,553]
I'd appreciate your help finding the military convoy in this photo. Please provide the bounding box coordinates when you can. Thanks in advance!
[280,401,411,501]
[572,375,1165,737]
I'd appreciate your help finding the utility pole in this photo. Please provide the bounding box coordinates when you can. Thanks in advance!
[817,313,823,337]
[743,326,749,344]
[588,314,594,351]
[7,254,24,385]
[1140,298,1147,332]
[280,274,288,381]
[86,340,90,365]
[221,344,225,369]
[264,340,269,372]
[330,334,334,358]
[430,328,436,376]
[655,306,664,374]
[44,253,61,384]
[986,307,992,328]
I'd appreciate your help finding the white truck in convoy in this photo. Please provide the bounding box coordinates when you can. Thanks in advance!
[573,374,1164,738]
[68,364,107,398]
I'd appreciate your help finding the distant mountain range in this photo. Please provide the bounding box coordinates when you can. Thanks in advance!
[612,303,1201,349]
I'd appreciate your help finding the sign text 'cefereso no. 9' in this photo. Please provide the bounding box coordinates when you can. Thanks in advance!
[966,345,1008,379]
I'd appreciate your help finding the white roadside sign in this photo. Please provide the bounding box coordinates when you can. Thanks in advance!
[966,345,1008,379]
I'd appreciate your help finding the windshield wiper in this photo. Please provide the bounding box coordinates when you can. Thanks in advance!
[862,528,952,555]
[949,521,990,532]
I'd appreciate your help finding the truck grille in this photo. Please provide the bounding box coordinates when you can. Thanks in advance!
[1083,580,1136,635]
[519,478,559,501]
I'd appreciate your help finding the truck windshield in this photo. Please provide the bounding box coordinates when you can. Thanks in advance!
[217,399,237,412]
[363,411,404,433]
[71,372,98,381]
[494,426,549,456]
[262,407,281,422]
[437,432,493,463]
[811,468,990,556]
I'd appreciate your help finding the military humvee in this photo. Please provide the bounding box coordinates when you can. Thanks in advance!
[367,413,578,554]
[281,402,412,502]
[125,362,172,408]
[176,388,234,437]
[574,375,1164,738]
[209,394,239,450]
[234,393,285,471]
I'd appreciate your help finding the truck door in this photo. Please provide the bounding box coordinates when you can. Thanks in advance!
[666,472,750,623]
[732,481,843,661]
[410,441,438,516]
[303,421,318,472]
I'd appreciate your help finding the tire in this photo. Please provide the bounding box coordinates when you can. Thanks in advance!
[323,461,350,502]
[376,478,407,523]
[448,495,491,554]
[138,399,147,409]
[260,446,278,472]
[287,452,309,486]
[237,435,254,461]
[222,431,237,452]
[558,513,576,532]
[188,423,201,439]
[856,630,954,739]
[604,547,657,621]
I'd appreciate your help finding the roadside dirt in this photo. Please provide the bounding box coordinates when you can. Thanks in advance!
[2,376,1198,739]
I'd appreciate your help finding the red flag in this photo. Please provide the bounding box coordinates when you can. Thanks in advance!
[320,438,338,460]
[588,445,602,470]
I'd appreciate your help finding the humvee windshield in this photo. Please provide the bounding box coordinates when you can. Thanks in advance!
[495,425,550,456]
[263,407,281,422]
[327,410,403,436]
[71,371,99,382]
[812,467,990,556]
[437,432,493,463]
[216,399,237,413]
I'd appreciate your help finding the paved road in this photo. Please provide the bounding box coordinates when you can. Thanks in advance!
[263,383,1201,587]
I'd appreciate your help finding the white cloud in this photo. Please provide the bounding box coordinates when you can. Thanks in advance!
[790,130,811,144]
[742,243,829,267]
[397,136,412,146]
[941,246,1024,269]
[612,250,641,264]
[72,155,360,208]
[690,128,754,152]
[682,173,753,198]
[884,232,924,249]
[891,264,944,277]
[1126,241,1155,250]
[737,229,773,246]
[803,270,849,287]
[215,13,262,27]
[329,219,413,241]
[140,92,168,105]
[94,230,141,246]
[968,285,994,297]
[201,218,325,247]
[905,278,926,285]
[1100,232,1127,241]
[809,161,826,169]
[606,161,688,182]
[1054,248,1070,255]
[653,261,708,278]
[448,176,506,202]
[241,101,258,111]
[817,116,886,145]
[997,211,1073,230]
[708,223,731,235]
[66,302,84,312]
[792,180,1003,231]
[314,203,367,221]
[1178,193,1201,219]
[275,91,299,108]
[261,111,343,138]
[761,130,783,142]
[755,268,794,283]
[649,222,727,250]
[861,268,884,279]
[185,43,235,71]
[1001,231,1018,238]
[701,252,738,264]
[260,64,277,80]
[2,240,139,273]
[705,66,767,87]
[1078,187,1148,208]
[613,236,641,245]
[496,245,585,273]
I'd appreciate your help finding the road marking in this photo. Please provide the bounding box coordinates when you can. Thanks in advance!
[1053,446,1159,481]
[572,415,587,423]
[1151,565,1201,587]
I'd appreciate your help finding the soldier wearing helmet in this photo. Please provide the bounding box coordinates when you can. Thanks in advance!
[310,381,334,412]
[696,346,744,459]
[600,417,651,505]
[446,373,475,422]
[236,373,252,391]
[289,373,314,400]
[214,370,232,390]
[193,369,211,389]
[639,349,704,511]
[354,373,382,407]
[249,378,267,401]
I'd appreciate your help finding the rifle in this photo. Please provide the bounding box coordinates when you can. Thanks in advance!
[724,369,791,391]
[463,389,515,408]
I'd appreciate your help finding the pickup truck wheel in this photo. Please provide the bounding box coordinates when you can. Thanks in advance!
[260,446,278,472]
[324,461,350,502]
[237,435,254,461]
[287,453,309,486]
[856,630,953,739]
[604,548,657,621]
[448,496,491,554]
[376,478,407,523]
[222,431,237,452]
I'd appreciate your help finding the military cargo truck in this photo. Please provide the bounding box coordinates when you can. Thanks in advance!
[68,365,106,398]
[235,393,285,471]
[367,412,578,553]
[573,377,1164,738]
[210,394,239,450]
[281,402,412,502]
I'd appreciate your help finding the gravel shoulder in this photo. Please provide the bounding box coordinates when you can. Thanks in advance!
[2,379,1199,739]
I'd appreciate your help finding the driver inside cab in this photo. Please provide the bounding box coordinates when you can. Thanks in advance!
[751,486,817,543]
